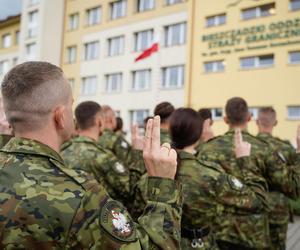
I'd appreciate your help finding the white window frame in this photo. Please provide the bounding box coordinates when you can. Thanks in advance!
[249,107,260,120]
[137,0,155,12]
[206,14,226,27]
[105,73,122,93]
[165,22,186,47]
[290,0,300,11]
[287,106,300,120]
[66,46,77,63]
[289,51,300,64]
[241,3,275,20]
[211,108,223,120]
[81,76,97,96]
[26,42,37,61]
[28,0,39,6]
[28,10,38,38]
[204,60,225,73]
[161,65,185,89]
[240,54,274,69]
[130,110,149,127]
[165,0,183,5]
[134,29,153,52]
[108,36,125,56]
[84,41,100,60]
[132,69,151,91]
[0,60,9,76]
[69,13,79,30]
[2,34,11,48]
[111,0,127,20]
[86,6,101,26]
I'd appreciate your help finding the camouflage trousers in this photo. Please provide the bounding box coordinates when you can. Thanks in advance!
[269,223,288,250]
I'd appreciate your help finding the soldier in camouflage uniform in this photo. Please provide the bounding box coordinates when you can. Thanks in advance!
[197,97,300,250]
[61,101,143,206]
[256,107,299,250]
[0,62,183,249]
[154,102,174,144]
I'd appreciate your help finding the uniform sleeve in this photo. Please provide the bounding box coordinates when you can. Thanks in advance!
[264,148,300,199]
[68,177,182,250]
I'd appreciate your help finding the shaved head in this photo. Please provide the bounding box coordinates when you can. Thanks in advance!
[1,62,71,132]
[257,107,277,128]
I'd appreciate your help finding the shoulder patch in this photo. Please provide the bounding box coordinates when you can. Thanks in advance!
[114,162,127,174]
[121,141,128,149]
[228,176,244,191]
[100,200,137,242]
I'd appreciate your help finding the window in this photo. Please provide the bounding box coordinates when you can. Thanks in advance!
[288,106,300,119]
[206,14,226,27]
[289,51,300,64]
[84,41,100,60]
[165,0,183,5]
[2,34,11,48]
[66,46,77,63]
[137,0,155,12]
[249,107,260,120]
[12,57,18,66]
[241,3,275,20]
[86,7,101,26]
[290,0,300,11]
[28,10,38,38]
[111,0,127,20]
[81,76,97,95]
[132,69,151,91]
[69,13,79,30]
[204,60,225,73]
[105,73,122,93]
[210,108,223,120]
[162,65,184,88]
[240,54,274,69]
[130,110,149,127]
[134,29,153,51]
[165,22,186,46]
[28,0,39,6]
[108,36,125,56]
[15,31,20,45]
[0,60,9,75]
[26,42,37,60]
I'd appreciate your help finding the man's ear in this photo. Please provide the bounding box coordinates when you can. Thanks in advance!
[247,112,251,122]
[224,116,229,125]
[53,106,65,130]
[274,120,278,127]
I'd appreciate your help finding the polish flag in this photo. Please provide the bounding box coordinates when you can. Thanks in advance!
[135,37,159,62]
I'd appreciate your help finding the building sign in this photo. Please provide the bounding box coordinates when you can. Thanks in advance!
[201,18,300,57]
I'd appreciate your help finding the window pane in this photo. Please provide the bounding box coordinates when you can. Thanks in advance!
[289,51,300,64]
[240,57,256,68]
[290,0,300,10]
[219,14,226,25]
[259,55,274,66]
[261,3,275,17]
[288,106,300,119]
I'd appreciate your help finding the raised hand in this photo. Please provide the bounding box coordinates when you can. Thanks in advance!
[131,124,144,150]
[234,128,251,158]
[143,116,177,180]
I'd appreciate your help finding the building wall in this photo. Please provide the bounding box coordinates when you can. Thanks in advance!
[186,0,300,143]
[62,0,188,132]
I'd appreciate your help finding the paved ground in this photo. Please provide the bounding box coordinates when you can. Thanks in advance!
[287,216,300,250]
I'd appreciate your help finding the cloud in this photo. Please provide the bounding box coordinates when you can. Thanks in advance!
[0,0,22,21]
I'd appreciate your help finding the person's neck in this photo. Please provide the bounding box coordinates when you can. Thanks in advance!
[183,145,197,155]
[229,123,248,131]
[78,128,99,141]
[161,123,169,130]
[15,129,61,153]
[258,127,273,135]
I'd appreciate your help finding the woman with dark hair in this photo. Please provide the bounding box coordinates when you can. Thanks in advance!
[170,108,269,250]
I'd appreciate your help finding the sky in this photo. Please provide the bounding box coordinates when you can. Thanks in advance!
[0,0,22,21]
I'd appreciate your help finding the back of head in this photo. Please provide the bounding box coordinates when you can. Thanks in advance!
[170,108,202,149]
[75,101,101,130]
[225,97,249,125]
[154,102,175,124]
[257,107,277,128]
[100,105,115,119]
[198,108,212,121]
[1,61,70,133]
[114,117,123,132]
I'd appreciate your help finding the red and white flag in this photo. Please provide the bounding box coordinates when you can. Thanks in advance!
[135,37,159,62]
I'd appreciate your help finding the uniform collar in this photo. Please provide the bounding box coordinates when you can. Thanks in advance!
[1,137,64,165]
[72,135,97,144]
[177,150,197,160]
[257,132,272,139]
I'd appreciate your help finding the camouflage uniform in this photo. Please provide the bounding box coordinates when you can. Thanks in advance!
[160,129,172,144]
[197,130,300,249]
[257,132,298,250]
[61,136,144,207]
[0,134,12,148]
[0,137,183,249]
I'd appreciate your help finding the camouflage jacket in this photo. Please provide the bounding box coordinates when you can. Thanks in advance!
[60,136,143,206]
[0,137,183,249]
[0,134,12,148]
[197,130,300,248]
[160,129,172,144]
[257,132,297,224]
